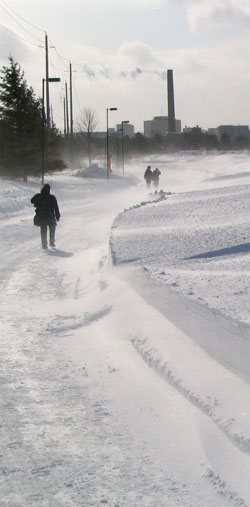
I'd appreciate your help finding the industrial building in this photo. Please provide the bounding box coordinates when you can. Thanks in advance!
[144,69,181,137]
[144,116,181,137]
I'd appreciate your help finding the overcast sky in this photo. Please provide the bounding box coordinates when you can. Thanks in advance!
[1,0,250,133]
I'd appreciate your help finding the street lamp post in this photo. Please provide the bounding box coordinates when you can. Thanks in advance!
[121,120,129,175]
[42,77,61,184]
[42,79,46,185]
[106,107,117,179]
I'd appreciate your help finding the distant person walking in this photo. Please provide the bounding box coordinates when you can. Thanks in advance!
[144,165,152,188]
[152,168,161,188]
[31,183,60,250]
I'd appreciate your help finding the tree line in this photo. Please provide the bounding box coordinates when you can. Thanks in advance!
[73,126,250,169]
[1,57,249,182]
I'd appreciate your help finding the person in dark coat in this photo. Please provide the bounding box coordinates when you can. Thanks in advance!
[31,183,60,249]
[144,165,152,188]
[152,168,161,188]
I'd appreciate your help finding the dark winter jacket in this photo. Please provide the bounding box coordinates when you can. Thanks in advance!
[31,184,60,226]
[152,168,161,182]
[144,166,152,183]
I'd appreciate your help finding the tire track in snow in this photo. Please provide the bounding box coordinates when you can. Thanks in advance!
[45,306,112,335]
[0,302,207,507]
[132,336,250,458]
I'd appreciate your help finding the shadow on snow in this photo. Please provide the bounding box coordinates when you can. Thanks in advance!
[184,242,250,260]
[47,249,74,258]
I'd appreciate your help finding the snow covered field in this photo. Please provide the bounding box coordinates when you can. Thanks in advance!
[1,152,250,506]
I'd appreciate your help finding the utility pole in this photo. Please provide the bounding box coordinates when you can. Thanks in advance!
[63,97,66,136]
[45,32,50,126]
[42,78,45,184]
[42,32,60,184]
[106,107,117,179]
[121,120,129,175]
[69,62,73,137]
[69,62,74,167]
[65,82,69,135]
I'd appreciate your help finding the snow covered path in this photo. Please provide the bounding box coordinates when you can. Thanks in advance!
[1,155,250,506]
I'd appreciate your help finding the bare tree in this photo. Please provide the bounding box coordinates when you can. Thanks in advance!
[77,108,99,165]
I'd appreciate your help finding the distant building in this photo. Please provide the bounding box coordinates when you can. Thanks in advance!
[116,123,135,138]
[183,125,204,134]
[217,125,250,143]
[207,127,219,138]
[207,125,250,143]
[144,116,181,137]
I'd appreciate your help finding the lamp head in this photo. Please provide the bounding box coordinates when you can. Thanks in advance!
[48,77,61,82]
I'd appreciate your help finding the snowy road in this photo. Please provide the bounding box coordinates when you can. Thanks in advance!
[1,155,250,506]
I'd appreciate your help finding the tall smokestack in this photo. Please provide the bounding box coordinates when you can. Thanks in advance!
[167,69,176,133]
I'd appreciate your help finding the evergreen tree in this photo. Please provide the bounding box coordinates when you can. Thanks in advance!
[0,56,44,179]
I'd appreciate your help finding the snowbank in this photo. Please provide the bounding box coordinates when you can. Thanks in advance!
[76,163,121,179]
[121,266,250,383]
[0,179,38,219]
[110,162,250,383]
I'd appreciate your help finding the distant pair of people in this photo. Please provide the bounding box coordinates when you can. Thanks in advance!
[144,166,161,188]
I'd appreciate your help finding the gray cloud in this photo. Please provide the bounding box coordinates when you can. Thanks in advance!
[82,63,112,80]
[97,64,112,79]
[212,4,250,28]
[0,25,33,63]
[82,63,96,80]
[189,1,250,30]
[130,67,143,79]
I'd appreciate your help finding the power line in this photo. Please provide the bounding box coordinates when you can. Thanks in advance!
[51,45,70,72]
[38,44,45,57]
[53,46,69,64]
[1,2,82,130]
[0,22,42,47]
[0,1,44,43]
[49,65,65,105]
[0,0,45,32]
[49,58,65,74]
